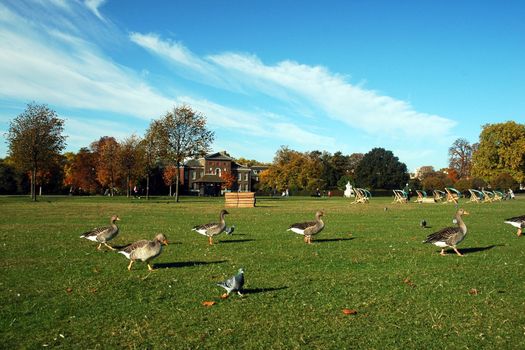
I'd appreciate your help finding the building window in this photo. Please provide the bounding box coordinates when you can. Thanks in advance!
[238,173,242,181]
[245,184,249,191]
[245,173,249,181]
[215,168,221,177]
[191,170,196,180]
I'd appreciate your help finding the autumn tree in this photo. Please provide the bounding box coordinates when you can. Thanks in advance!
[448,138,473,179]
[91,136,121,196]
[471,121,525,183]
[354,148,408,189]
[259,146,322,193]
[65,148,99,194]
[420,171,453,192]
[150,105,214,202]
[491,173,518,191]
[220,171,236,190]
[163,165,178,196]
[6,103,66,201]
[118,134,145,197]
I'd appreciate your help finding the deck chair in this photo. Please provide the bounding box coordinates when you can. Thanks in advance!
[444,187,461,204]
[493,190,504,201]
[352,188,364,204]
[392,189,408,204]
[482,190,494,203]
[468,189,484,203]
[433,190,445,202]
[414,190,426,203]
[362,189,372,203]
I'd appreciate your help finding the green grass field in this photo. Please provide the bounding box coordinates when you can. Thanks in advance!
[1,195,524,349]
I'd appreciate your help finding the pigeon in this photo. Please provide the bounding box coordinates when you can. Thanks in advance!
[420,220,427,228]
[224,225,235,235]
[217,268,244,298]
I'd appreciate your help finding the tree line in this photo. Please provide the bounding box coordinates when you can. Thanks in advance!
[2,102,524,199]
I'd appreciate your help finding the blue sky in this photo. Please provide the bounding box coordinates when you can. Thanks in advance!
[1,0,523,171]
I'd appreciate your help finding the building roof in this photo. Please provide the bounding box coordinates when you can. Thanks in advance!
[194,174,224,183]
[205,151,234,161]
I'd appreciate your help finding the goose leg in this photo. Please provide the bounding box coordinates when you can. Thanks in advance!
[237,290,244,297]
[127,260,134,271]
[452,247,464,257]
[208,236,213,245]
[517,228,522,237]
[147,263,154,271]
[308,236,312,244]
[97,243,102,250]
[439,249,446,256]
[103,242,116,251]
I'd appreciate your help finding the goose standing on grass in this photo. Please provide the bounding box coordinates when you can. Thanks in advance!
[192,209,230,245]
[80,215,120,250]
[423,209,469,256]
[118,233,168,271]
[217,268,244,299]
[504,215,525,237]
[287,211,325,244]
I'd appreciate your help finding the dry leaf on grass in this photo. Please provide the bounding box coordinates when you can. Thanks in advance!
[66,287,73,294]
[342,308,357,315]
[202,301,216,307]
[89,288,97,294]
[403,277,416,288]
[468,288,479,295]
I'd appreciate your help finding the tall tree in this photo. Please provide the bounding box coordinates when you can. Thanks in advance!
[118,134,145,197]
[142,123,162,200]
[163,165,178,196]
[471,121,525,183]
[354,148,408,189]
[91,136,121,196]
[151,105,215,202]
[6,103,66,201]
[448,138,473,179]
[66,148,99,194]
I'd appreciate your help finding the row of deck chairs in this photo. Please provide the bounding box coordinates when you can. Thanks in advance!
[467,189,504,203]
[352,188,372,204]
[393,188,461,204]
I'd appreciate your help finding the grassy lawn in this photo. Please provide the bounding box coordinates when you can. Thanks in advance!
[1,195,524,349]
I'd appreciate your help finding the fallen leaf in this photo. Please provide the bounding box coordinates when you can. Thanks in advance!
[403,277,416,288]
[468,288,479,295]
[342,308,357,315]
[220,293,229,300]
[202,301,216,307]
[89,288,97,294]
[66,287,73,294]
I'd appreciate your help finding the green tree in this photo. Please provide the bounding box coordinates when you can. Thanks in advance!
[471,121,525,183]
[150,105,215,202]
[354,148,408,189]
[6,103,66,201]
[491,173,518,191]
[0,158,18,194]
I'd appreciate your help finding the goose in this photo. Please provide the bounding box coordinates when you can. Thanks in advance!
[504,215,525,236]
[287,211,325,244]
[192,209,229,245]
[80,215,120,250]
[217,268,244,298]
[423,209,469,256]
[118,233,168,271]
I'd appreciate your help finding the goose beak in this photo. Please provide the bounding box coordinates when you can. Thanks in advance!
[463,211,470,215]
[163,239,169,246]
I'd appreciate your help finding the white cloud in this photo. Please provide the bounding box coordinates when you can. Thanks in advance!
[0,3,172,119]
[84,0,106,21]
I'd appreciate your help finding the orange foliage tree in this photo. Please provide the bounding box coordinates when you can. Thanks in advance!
[163,165,178,196]
[220,171,236,190]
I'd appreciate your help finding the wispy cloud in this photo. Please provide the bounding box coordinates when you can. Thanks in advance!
[0,2,171,118]
[131,33,456,139]
[84,0,106,21]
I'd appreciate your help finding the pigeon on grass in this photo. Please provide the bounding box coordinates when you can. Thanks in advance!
[217,268,244,299]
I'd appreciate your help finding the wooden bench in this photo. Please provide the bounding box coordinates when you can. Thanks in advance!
[225,192,256,208]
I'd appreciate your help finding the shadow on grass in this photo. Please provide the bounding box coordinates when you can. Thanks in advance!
[243,286,288,295]
[218,239,255,244]
[455,244,503,255]
[314,237,355,243]
[154,260,228,269]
